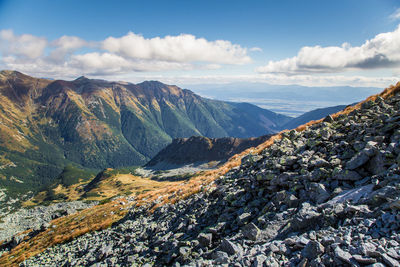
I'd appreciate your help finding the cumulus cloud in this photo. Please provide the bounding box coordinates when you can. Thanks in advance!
[0,30,252,78]
[69,52,193,74]
[257,25,400,75]
[0,29,47,59]
[102,32,251,64]
[49,35,88,62]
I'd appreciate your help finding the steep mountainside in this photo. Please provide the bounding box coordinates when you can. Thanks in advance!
[11,83,400,266]
[146,135,272,167]
[0,70,290,195]
[282,104,348,130]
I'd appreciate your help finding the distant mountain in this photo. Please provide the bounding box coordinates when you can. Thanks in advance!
[187,82,381,116]
[146,135,272,168]
[0,70,290,195]
[281,104,349,130]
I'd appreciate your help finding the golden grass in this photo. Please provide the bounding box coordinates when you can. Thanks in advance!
[86,174,180,200]
[95,88,121,114]
[24,173,181,205]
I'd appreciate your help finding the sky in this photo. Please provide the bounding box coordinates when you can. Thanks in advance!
[0,0,400,88]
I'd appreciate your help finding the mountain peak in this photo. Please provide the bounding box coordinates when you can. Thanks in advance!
[137,80,166,87]
[0,70,27,79]
[74,76,90,81]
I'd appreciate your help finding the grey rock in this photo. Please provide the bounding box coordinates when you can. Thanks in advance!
[198,233,212,248]
[382,253,400,267]
[387,248,400,260]
[295,236,310,248]
[292,204,321,231]
[179,246,190,257]
[327,184,374,204]
[366,153,386,175]
[220,239,242,256]
[252,254,266,267]
[347,151,370,170]
[237,212,252,225]
[212,251,229,264]
[302,240,324,260]
[268,243,280,253]
[241,222,261,241]
[353,254,377,264]
[333,169,362,181]
[323,115,334,123]
[309,183,330,204]
[334,246,353,264]
[389,200,400,210]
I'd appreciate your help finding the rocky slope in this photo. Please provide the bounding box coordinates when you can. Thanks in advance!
[0,201,97,245]
[146,135,272,168]
[19,85,400,266]
[0,70,290,196]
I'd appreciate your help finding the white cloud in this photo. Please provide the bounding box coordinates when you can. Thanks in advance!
[49,35,88,62]
[0,29,47,59]
[52,35,88,51]
[0,30,252,77]
[390,8,400,21]
[257,25,400,75]
[250,47,263,52]
[102,32,251,64]
[69,52,194,74]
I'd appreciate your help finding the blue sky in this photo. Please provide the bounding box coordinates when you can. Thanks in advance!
[0,0,400,87]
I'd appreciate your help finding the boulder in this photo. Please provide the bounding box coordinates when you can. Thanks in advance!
[241,223,261,241]
[220,239,242,256]
[198,233,212,248]
[301,240,324,260]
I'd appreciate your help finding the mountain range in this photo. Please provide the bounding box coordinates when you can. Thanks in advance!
[0,70,292,195]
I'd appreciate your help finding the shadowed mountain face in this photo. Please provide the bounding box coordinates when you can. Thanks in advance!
[146,135,272,168]
[0,71,290,193]
[281,104,349,130]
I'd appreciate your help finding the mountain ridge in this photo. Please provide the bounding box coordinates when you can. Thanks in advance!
[0,70,290,196]
[146,135,273,168]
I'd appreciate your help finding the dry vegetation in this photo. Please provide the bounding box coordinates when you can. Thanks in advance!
[1,82,399,266]
[24,172,181,205]
[0,199,130,266]
[85,174,180,200]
